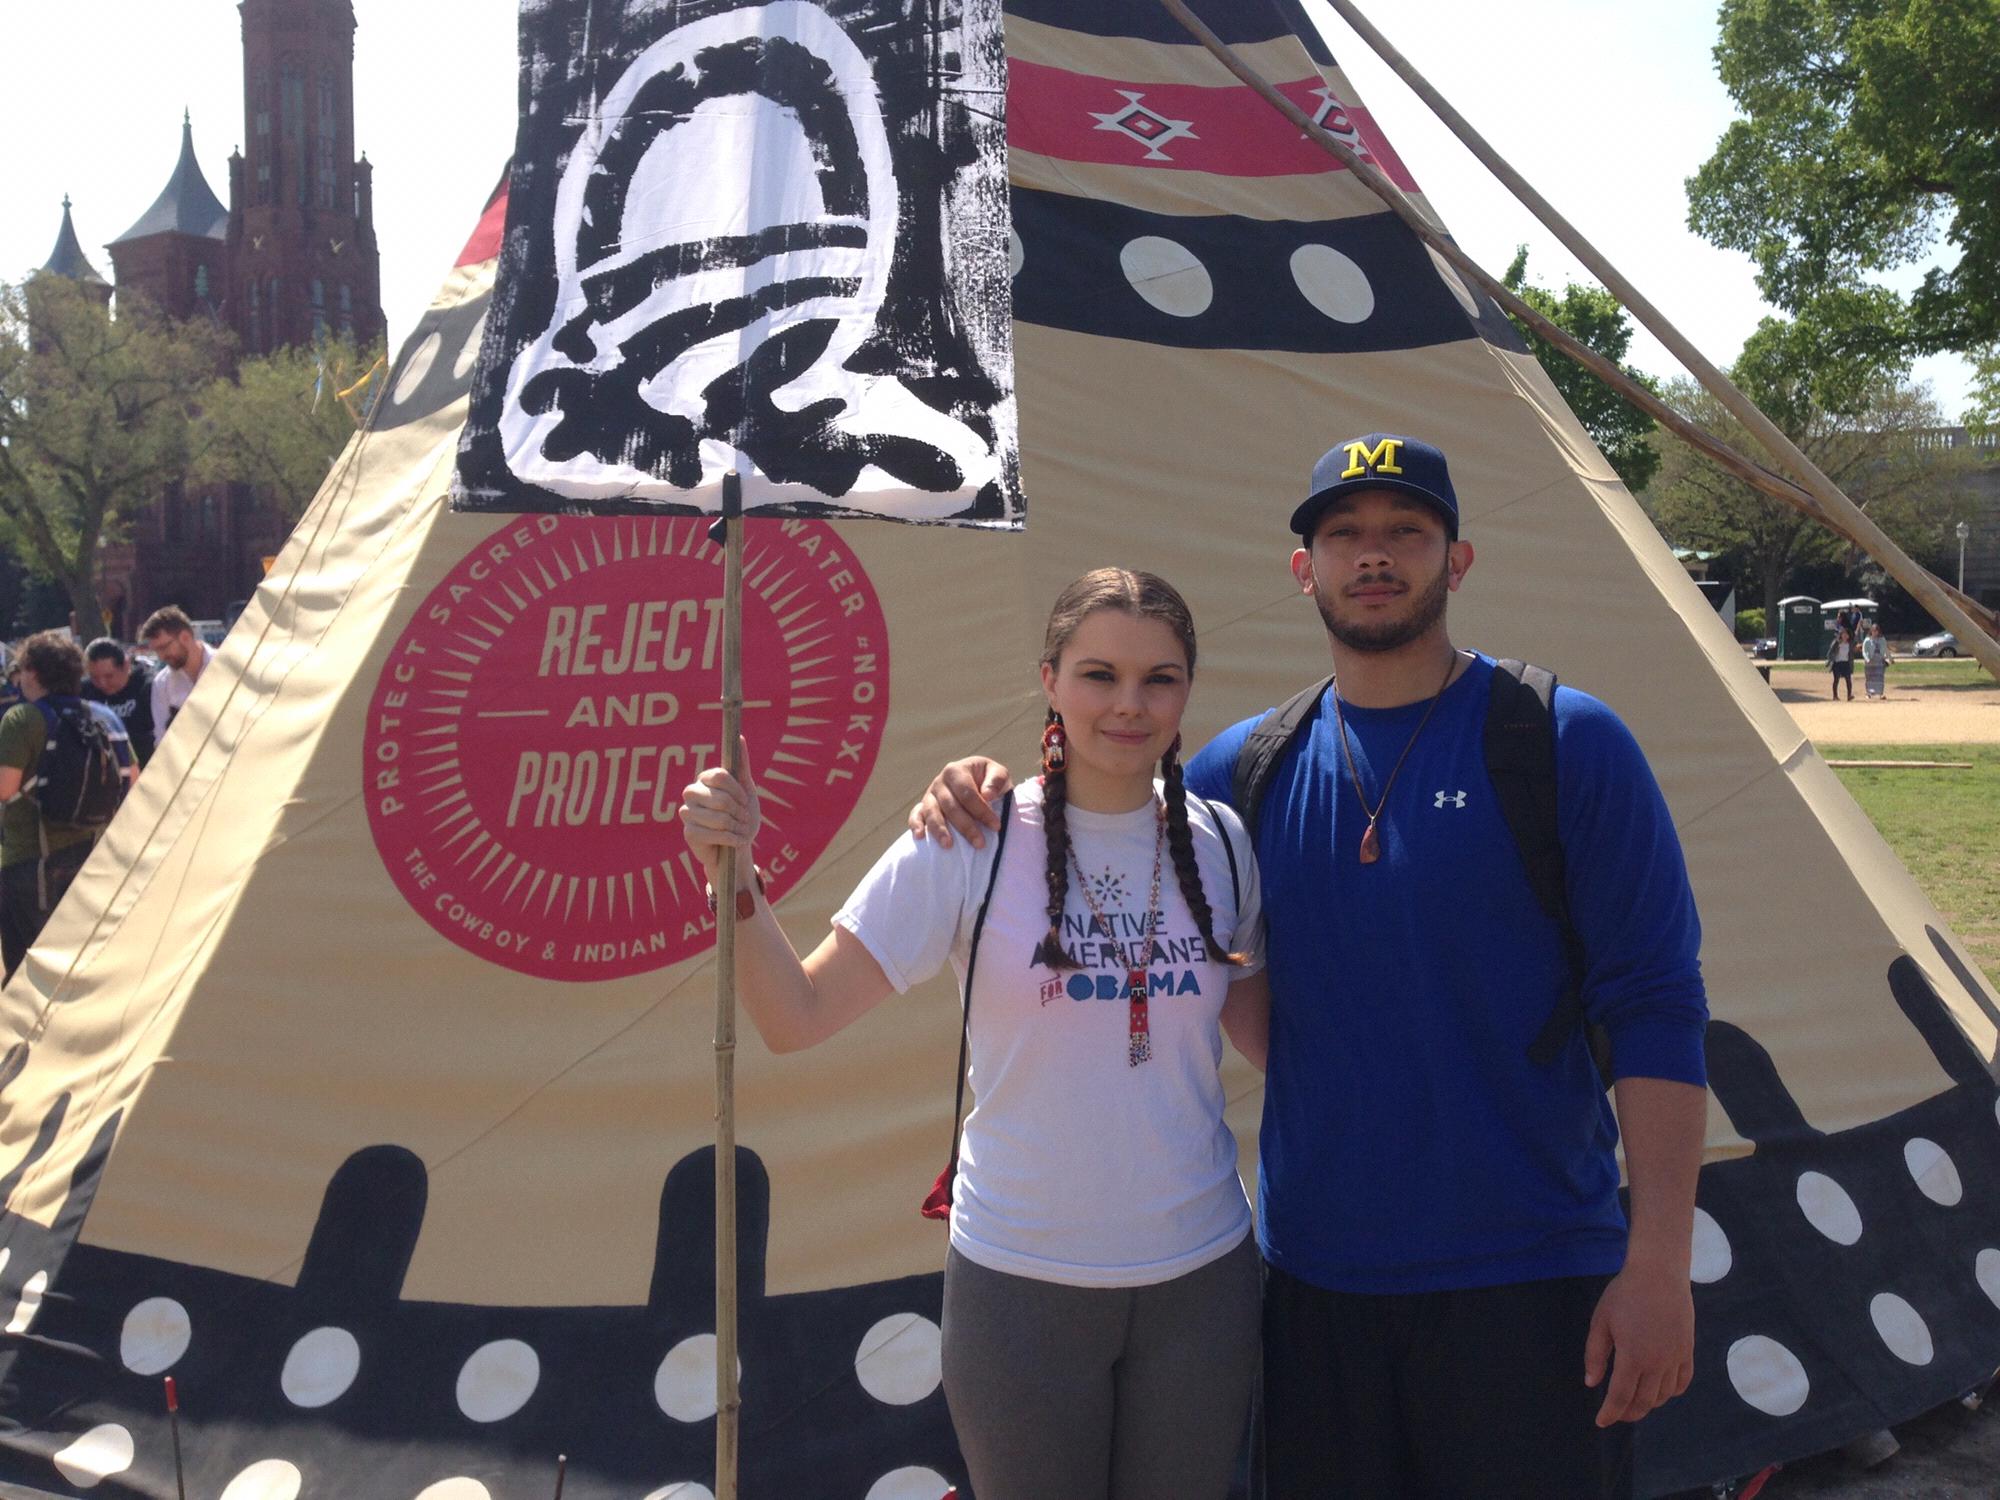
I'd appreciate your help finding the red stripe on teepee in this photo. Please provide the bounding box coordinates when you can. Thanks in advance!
[1008,60,1417,187]
[456,185,510,267]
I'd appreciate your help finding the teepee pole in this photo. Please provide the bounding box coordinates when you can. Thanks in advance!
[711,469,746,1500]
[1155,0,2000,675]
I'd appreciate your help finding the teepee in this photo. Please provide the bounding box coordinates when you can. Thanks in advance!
[2,3,1995,1497]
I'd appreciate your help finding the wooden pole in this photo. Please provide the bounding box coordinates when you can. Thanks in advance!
[163,1378,186,1500]
[711,469,746,1500]
[1153,0,2000,671]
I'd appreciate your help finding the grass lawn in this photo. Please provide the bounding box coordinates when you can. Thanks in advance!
[1821,742,2000,990]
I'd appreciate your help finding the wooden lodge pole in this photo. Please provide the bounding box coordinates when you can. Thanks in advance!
[1154,0,2000,674]
[711,469,747,1500]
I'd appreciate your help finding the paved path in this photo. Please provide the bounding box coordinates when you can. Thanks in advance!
[1768,666,2000,745]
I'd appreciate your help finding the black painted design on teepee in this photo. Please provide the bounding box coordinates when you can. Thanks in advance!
[0,1141,970,1499]
[1643,958,2000,1495]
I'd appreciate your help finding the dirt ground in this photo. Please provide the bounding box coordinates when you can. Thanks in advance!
[1770,665,2000,745]
[1735,1393,2000,1499]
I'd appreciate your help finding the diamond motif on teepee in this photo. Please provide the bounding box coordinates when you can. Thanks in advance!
[1310,86,1372,159]
[1090,91,1198,162]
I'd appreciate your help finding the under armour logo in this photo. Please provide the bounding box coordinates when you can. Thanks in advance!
[1434,789,1467,809]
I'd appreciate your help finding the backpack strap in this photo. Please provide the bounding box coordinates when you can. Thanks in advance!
[943,789,1015,1167]
[1192,794,1240,913]
[1230,675,1334,837]
[1483,659,1608,1081]
[24,698,60,798]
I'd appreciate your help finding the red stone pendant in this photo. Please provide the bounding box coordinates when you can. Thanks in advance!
[1359,820,1382,864]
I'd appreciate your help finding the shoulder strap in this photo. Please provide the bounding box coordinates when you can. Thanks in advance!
[1192,794,1240,913]
[1483,660,1606,1080]
[944,789,1015,1162]
[1230,675,1334,837]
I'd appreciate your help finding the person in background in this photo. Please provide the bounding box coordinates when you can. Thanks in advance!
[0,631,132,980]
[1861,623,1892,702]
[140,606,211,742]
[83,638,158,766]
[1827,625,1856,701]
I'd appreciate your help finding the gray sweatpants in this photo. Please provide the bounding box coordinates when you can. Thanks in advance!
[941,1235,1260,1500]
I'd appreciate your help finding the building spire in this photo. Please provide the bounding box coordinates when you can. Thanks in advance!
[39,196,110,286]
[111,112,230,246]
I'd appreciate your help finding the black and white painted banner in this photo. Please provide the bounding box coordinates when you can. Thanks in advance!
[456,0,1021,527]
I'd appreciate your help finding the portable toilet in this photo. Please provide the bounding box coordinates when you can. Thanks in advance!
[1777,596,1824,659]
[1822,597,1879,642]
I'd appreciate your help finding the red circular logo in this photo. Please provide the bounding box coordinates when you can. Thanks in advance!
[364,514,888,980]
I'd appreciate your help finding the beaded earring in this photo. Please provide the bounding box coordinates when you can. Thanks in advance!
[1041,712,1067,774]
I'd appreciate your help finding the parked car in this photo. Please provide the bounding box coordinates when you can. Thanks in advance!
[1752,638,1778,660]
[1911,631,1960,657]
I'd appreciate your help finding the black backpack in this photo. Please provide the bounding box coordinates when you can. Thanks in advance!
[1228,659,1611,1084]
[29,697,126,832]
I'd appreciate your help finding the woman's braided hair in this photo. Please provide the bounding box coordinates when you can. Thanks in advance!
[1031,569,1246,971]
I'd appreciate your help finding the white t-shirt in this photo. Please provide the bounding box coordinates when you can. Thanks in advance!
[835,776,1265,1288]
[149,644,208,736]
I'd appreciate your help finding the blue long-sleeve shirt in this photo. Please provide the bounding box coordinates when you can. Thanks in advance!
[1187,653,1706,1293]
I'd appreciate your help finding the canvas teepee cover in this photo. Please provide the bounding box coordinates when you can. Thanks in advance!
[2,3,1997,1497]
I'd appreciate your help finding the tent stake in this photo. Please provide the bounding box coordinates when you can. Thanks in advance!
[1154,0,2000,671]
[709,469,747,1500]
[553,1453,568,1500]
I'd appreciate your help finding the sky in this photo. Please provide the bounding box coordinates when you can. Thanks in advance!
[0,0,1975,418]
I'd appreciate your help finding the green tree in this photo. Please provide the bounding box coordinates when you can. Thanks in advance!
[192,336,382,521]
[1968,343,2000,437]
[1687,0,2000,357]
[0,277,231,632]
[1501,248,1661,491]
[1644,318,1975,618]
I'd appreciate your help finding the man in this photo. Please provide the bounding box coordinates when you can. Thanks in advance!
[140,605,211,742]
[83,638,158,766]
[0,630,132,980]
[914,435,1708,1498]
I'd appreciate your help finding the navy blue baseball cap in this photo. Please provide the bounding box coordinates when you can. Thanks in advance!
[1290,434,1460,541]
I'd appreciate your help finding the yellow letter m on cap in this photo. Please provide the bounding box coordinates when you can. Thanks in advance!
[1340,438,1404,480]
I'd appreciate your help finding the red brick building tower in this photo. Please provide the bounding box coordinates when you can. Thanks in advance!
[61,0,385,634]
[105,115,232,323]
[227,0,383,354]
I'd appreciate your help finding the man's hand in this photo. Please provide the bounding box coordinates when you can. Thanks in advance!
[1583,1256,1694,1426]
[907,756,1014,848]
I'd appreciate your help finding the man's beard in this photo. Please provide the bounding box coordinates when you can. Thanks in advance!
[1313,560,1451,652]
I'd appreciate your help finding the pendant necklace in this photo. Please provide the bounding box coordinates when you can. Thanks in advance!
[1067,797,1167,1066]
[1330,651,1461,865]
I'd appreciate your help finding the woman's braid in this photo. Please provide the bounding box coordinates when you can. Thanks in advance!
[1162,739,1246,967]
[1033,711,1081,970]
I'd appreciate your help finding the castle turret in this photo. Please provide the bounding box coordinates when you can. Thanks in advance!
[106,113,230,322]
[37,197,114,306]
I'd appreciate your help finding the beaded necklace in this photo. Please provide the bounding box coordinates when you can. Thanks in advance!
[1066,796,1167,1066]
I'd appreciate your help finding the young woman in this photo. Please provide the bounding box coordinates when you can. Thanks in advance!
[1828,625,1856,700]
[1862,622,1892,700]
[678,568,1270,1500]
